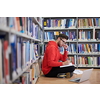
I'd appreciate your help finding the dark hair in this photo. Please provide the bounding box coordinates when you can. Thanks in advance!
[57,34,68,40]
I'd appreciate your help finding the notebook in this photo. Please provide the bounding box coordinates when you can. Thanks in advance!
[60,63,75,68]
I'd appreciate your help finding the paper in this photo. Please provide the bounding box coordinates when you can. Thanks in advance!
[60,63,75,68]
[73,70,83,74]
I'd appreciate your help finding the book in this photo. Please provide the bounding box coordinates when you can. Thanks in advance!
[10,35,17,80]
[60,63,75,68]
[22,42,26,69]
[3,40,10,83]
[16,37,22,74]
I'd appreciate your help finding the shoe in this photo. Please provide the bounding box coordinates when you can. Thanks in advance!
[57,72,73,78]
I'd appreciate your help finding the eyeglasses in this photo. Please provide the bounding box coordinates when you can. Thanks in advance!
[60,38,67,44]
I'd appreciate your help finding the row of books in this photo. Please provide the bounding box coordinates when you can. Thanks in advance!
[78,44,100,53]
[44,42,100,54]
[59,44,77,54]
[44,31,77,41]
[78,30,92,40]
[78,30,100,41]
[0,35,39,84]
[44,32,56,41]
[13,62,40,84]
[44,31,100,41]
[67,56,77,65]
[0,17,43,39]
[78,18,100,28]
[44,19,77,28]
[61,31,76,41]
[67,56,100,67]
[68,44,76,53]
[57,43,100,54]
[78,18,93,28]
[78,56,100,67]
[44,18,100,28]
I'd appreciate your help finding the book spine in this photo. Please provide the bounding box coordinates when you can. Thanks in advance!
[0,40,3,83]
[3,40,10,83]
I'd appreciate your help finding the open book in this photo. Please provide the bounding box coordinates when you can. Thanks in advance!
[60,63,75,68]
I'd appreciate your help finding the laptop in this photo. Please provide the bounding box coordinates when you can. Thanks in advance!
[69,69,93,83]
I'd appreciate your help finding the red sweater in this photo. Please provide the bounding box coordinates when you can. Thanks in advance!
[42,41,68,75]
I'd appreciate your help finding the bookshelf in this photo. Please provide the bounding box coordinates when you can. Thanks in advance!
[0,25,41,41]
[11,62,33,83]
[0,17,44,84]
[43,17,100,69]
[32,17,43,31]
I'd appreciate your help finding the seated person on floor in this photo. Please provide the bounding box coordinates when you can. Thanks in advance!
[42,34,75,78]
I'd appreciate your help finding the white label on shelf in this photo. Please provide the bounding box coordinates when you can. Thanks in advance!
[91,39,96,41]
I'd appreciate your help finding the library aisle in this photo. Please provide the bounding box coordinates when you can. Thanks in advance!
[1,17,100,84]
[36,69,100,84]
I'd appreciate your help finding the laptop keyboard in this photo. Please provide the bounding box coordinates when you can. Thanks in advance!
[75,79,80,82]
